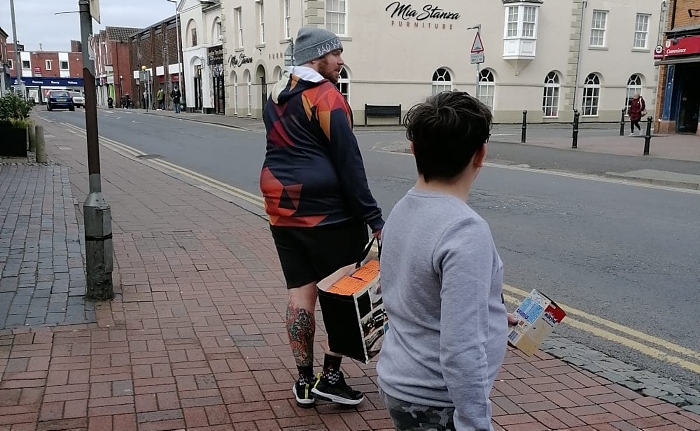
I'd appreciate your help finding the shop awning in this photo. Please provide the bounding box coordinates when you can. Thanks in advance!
[655,54,700,65]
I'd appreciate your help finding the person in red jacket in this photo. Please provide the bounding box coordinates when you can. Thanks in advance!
[628,93,646,136]
[260,27,384,408]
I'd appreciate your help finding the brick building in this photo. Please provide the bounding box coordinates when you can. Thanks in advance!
[128,16,183,109]
[7,41,84,103]
[0,27,9,96]
[90,27,140,106]
[654,0,700,135]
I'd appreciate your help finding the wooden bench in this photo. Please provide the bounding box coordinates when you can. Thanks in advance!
[364,104,402,125]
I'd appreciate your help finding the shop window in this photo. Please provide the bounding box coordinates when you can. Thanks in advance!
[336,68,349,101]
[326,0,347,36]
[582,73,601,116]
[626,74,643,108]
[542,71,560,118]
[431,68,453,95]
[478,69,495,110]
[590,10,608,47]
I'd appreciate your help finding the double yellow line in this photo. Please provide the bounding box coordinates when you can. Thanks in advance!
[58,121,700,375]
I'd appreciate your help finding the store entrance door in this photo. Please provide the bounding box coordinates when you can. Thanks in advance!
[677,63,700,134]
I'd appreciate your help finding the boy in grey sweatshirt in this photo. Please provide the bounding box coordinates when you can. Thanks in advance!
[377,92,511,431]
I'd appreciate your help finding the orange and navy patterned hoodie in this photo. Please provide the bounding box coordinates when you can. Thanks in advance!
[260,67,384,232]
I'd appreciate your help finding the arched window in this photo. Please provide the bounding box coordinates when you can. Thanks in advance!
[233,73,238,116]
[186,20,198,48]
[478,69,495,110]
[246,72,253,116]
[542,71,560,118]
[212,17,222,44]
[582,73,601,116]
[336,68,349,101]
[626,74,643,109]
[432,68,453,95]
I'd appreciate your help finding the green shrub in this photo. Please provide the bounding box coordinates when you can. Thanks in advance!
[0,93,34,126]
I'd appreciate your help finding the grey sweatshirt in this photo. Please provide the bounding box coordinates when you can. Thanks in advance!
[377,188,508,431]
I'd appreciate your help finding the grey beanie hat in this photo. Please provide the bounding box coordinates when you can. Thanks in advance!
[293,26,343,66]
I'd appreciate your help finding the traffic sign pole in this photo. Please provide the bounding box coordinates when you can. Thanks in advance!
[468,25,483,101]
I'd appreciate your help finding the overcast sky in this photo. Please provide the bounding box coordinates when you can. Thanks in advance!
[1,0,176,52]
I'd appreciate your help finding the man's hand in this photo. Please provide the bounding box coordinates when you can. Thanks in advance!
[373,230,382,240]
[507,313,519,326]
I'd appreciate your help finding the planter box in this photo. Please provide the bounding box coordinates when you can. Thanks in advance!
[0,125,28,158]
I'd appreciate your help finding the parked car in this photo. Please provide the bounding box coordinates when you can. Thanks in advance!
[47,90,75,111]
[71,91,85,108]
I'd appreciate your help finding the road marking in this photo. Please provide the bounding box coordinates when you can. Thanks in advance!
[503,291,700,375]
[381,146,700,195]
[52,121,700,374]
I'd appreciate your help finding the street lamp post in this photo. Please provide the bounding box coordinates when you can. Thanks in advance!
[166,0,183,108]
[9,0,25,97]
[79,0,114,300]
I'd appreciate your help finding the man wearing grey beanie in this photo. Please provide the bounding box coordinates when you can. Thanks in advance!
[260,26,384,409]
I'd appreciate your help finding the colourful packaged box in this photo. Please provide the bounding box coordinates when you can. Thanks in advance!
[507,289,566,356]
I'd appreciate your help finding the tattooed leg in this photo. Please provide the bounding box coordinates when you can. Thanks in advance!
[287,301,316,368]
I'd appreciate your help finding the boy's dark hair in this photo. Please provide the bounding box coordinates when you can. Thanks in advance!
[404,91,492,182]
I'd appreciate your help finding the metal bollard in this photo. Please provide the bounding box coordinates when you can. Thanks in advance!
[29,124,37,152]
[521,110,527,144]
[643,116,653,156]
[572,110,580,149]
[620,108,626,137]
[35,125,46,163]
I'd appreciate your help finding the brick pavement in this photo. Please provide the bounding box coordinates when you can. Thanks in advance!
[0,164,93,330]
[0,119,699,430]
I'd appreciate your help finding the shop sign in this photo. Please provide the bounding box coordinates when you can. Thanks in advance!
[228,52,253,68]
[655,35,700,59]
[386,2,460,30]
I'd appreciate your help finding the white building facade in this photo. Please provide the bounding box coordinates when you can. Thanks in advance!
[179,0,225,114]
[219,0,665,123]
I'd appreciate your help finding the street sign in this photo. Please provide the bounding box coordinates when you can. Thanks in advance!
[470,53,485,64]
[89,0,100,23]
[471,32,484,53]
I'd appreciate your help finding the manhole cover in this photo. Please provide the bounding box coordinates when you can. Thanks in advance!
[135,154,162,159]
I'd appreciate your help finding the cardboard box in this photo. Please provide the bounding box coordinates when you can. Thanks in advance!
[507,289,566,356]
[317,259,387,363]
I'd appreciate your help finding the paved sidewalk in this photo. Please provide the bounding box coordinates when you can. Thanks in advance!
[0,120,699,430]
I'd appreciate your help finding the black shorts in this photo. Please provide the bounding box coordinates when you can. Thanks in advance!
[270,220,369,289]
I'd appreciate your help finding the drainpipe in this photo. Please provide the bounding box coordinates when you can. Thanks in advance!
[670,0,677,32]
[572,0,587,111]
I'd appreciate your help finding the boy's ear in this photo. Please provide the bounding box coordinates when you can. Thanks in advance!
[473,144,487,168]
[409,142,415,155]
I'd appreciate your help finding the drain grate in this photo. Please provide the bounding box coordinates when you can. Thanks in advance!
[135,154,162,160]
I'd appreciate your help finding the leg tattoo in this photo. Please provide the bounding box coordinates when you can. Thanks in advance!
[287,303,315,369]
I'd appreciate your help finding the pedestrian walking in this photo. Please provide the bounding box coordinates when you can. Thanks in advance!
[376,92,516,431]
[628,93,646,136]
[170,86,181,113]
[156,87,165,110]
[259,26,384,408]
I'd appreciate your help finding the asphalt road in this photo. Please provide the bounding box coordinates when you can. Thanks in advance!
[42,108,700,392]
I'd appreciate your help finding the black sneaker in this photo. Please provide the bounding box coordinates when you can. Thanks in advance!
[293,379,316,408]
[311,372,364,406]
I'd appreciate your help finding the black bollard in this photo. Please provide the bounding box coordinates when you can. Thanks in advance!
[521,110,527,143]
[572,110,580,149]
[643,116,653,155]
[620,108,626,136]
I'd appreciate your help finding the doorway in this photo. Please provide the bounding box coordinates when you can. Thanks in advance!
[193,65,203,112]
[676,63,700,134]
[213,75,225,114]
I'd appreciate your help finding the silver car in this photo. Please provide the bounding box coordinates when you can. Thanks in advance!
[71,91,85,108]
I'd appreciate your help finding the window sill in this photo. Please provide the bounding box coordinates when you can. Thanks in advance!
[235,48,245,52]
[588,46,609,51]
[279,38,292,44]
[632,48,650,53]
[256,44,265,49]
[339,36,352,42]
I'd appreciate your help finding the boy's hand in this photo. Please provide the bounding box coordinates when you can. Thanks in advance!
[507,313,519,326]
